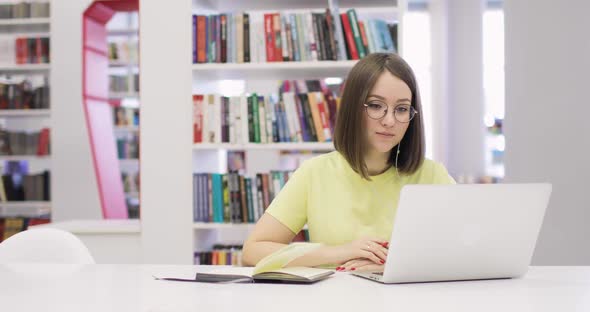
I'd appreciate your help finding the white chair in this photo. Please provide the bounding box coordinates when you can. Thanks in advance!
[0,228,95,264]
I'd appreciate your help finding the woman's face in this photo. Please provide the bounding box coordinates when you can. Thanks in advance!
[363,71,412,156]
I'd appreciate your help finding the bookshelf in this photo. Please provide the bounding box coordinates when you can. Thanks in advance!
[139,0,406,264]
[191,61,357,79]
[0,17,50,25]
[0,109,50,117]
[0,201,50,217]
[189,0,406,262]
[0,1,52,240]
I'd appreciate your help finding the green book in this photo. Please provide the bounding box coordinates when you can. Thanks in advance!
[252,93,260,143]
[347,9,366,58]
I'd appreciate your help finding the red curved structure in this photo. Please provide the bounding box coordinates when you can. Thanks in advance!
[82,0,138,218]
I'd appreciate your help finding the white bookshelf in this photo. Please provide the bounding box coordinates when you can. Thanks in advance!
[0,155,50,161]
[0,5,52,223]
[0,64,50,72]
[0,109,50,117]
[140,0,406,264]
[192,61,358,80]
[0,18,50,25]
[193,142,334,151]
[0,201,51,217]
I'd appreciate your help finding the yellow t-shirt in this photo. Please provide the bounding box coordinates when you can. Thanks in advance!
[265,151,455,245]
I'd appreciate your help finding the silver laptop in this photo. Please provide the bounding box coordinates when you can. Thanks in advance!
[353,183,552,284]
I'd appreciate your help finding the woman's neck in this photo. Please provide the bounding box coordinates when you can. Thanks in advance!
[365,150,391,176]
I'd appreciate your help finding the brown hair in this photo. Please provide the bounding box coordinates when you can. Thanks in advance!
[333,53,425,180]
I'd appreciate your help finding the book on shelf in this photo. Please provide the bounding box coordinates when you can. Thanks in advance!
[0,2,50,19]
[0,127,50,156]
[0,37,50,65]
[192,8,398,64]
[193,170,293,224]
[0,75,50,109]
[192,80,341,144]
[0,171,50,202]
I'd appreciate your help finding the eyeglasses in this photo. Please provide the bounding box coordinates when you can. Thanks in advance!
[363,102,418,123]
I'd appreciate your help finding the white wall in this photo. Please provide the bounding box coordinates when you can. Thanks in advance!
[429,0,486,179]
[504,0,590,265]
[139,0,194,264]
[51,0,102,221]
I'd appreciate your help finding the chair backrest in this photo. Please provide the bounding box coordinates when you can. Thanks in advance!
[0,228,95,264]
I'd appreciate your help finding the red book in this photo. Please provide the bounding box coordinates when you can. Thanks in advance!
[272,13,282,62]
[264,13,275,62]
[196,16,207,63]
[193,95,204,143]
[37,128,50,155]
[340,13,358,60]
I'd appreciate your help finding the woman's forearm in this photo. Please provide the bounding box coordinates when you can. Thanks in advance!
[242,242,341,267]
[242,241,339,268]
[242,241,288,266]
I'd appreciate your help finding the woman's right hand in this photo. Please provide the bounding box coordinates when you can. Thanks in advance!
[329,237,389,265]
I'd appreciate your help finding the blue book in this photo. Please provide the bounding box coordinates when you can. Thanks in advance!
[375,20,396,53]
[211,173,223,223]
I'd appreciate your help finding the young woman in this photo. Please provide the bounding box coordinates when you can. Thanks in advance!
[242,53,455,272]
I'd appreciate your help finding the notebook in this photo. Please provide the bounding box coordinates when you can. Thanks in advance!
[193,266,333,283]
[154,243,334,284]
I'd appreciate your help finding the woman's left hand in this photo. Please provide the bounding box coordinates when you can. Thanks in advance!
[337,259,385,272]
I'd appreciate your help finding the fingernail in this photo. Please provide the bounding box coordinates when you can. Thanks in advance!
[383,242,389,248]
[380,260,385,264]
[351,268,356,271]
[336,267,342,271]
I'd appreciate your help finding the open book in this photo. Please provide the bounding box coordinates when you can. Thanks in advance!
[154,243,334,284]
[194,266,333,283]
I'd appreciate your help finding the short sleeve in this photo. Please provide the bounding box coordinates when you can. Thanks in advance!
[265,162,310,234]
[432,162,456,184]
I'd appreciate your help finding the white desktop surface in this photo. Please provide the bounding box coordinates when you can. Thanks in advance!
[1,264,589,312]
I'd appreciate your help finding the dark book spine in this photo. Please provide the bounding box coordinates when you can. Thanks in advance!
[301,94,318,141]
[255,174,264,216]
[239,175,248,223]
[193,174,199,222]
[321,14,334,60]
[325,8,338,60]
[243,13,250,63]
[313,14,326,61]
[271,98,279,143]
[293,94,309,142]
[245,178,254,223]
[247,96,254,143]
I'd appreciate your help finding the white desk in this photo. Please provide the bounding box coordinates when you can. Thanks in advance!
[1,265,589,312]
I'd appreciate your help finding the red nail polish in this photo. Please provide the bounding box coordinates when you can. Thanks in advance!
[351,268,356,271]
[384,242,389,248]
[380,260,385,264]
